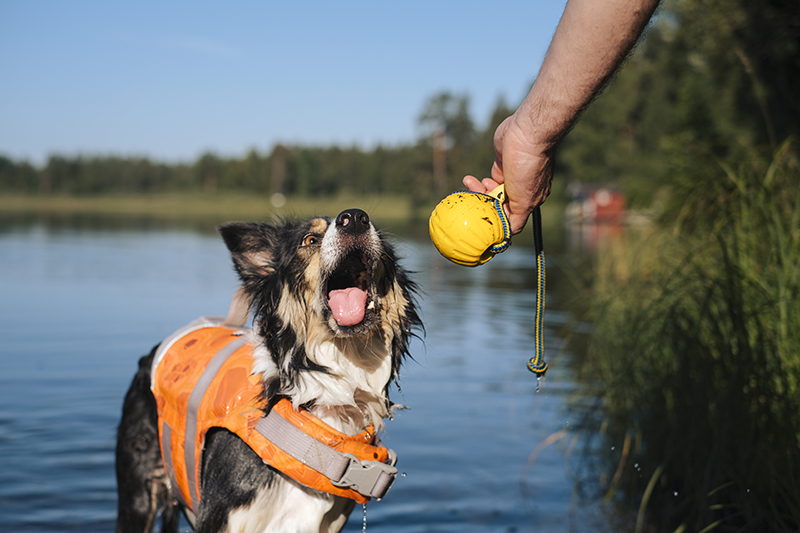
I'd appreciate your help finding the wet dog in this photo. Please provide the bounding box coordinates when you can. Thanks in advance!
[116,209,421,533]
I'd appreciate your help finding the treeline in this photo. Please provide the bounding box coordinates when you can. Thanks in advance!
[1,0,797,211]
[0,95,512,205]
[558,0,799,208]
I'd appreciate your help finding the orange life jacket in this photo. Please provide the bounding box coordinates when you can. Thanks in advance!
[151,317,398,513]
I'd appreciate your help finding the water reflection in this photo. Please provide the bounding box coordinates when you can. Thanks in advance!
[0,211,233,236]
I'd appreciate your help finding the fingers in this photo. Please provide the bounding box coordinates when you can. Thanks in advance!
[508,212,530,235]
[462,175,487,193]
[462,175,503,195]
[482,177,501,190]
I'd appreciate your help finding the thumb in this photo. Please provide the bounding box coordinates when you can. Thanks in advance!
[507,210,530,235]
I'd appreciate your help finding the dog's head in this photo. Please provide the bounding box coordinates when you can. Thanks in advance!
[218,209,421,409]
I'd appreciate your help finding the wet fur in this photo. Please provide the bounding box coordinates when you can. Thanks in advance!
[116,212,421,533]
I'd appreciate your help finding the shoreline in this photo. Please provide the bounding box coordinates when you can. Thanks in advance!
[0,193,423,224]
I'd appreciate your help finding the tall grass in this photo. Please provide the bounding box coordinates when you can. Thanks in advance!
[581,140,800,531]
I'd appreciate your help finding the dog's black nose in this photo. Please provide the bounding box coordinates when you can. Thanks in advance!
[335,208,370,235]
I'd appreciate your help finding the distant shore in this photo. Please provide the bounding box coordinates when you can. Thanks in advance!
[0,193,424,224]
[0,193,567,247]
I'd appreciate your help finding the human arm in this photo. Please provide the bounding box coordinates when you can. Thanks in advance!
[464,0,660,234]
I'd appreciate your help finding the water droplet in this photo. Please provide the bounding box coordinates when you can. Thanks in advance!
[401,472,407,477]
[634,463,640,470]
[362,503,368,533]
[673,491,678,497]
[565,421,570,428]
[611,446,615,451]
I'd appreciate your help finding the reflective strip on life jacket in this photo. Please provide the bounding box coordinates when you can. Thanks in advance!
[151,317,397,511]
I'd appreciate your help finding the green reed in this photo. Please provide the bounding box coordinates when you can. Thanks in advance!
[581,140,800,532]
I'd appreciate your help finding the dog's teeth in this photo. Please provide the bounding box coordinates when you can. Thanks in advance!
[367,301,375,310]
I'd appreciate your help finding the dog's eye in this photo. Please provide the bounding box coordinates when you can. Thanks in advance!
[302,234,319,246]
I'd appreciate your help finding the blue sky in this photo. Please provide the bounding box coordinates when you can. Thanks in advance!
[1,1,568,165]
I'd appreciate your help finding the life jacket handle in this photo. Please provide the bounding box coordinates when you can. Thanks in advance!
[224,286,251,328]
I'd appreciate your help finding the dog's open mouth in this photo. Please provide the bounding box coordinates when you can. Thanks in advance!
[325,252,373,327]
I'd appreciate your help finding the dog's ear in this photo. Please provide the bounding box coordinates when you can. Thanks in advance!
[217,222,276,278]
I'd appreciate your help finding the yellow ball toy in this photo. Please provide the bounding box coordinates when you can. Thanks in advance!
[429,184,512,266]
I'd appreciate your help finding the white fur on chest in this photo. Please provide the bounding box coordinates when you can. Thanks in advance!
[251,332,392,434]
[229,337,384,533]
[225,475,354,533]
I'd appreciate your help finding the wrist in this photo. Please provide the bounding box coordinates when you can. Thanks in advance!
[512,86,575,153]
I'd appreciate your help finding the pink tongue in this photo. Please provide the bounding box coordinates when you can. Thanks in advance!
[327,287,368,326]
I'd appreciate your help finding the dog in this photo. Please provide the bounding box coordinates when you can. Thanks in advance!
[116,208,421,533]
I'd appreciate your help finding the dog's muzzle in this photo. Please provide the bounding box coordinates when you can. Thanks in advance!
[324,209,378,328]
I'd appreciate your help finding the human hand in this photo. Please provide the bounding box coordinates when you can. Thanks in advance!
[463,114,554,235]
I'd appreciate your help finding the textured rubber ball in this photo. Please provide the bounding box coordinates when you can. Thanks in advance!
[429,184,511,266]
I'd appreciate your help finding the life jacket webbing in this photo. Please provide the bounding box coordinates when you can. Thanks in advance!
[184,332,249,510]
[255,400,398,501]
[151,317,398,513]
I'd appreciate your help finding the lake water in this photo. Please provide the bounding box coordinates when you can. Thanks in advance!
[0,215,620,532]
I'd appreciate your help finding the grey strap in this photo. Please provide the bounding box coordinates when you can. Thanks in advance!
[256,408,398,500]
[185,335,249,510]
[256,409,351,480]
[160,422,197,528]
[160,423,187,508]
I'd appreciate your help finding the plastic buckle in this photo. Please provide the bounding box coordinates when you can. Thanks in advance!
[331,449,398,499]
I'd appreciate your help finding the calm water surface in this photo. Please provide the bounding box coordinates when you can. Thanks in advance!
[0,218,615,532]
